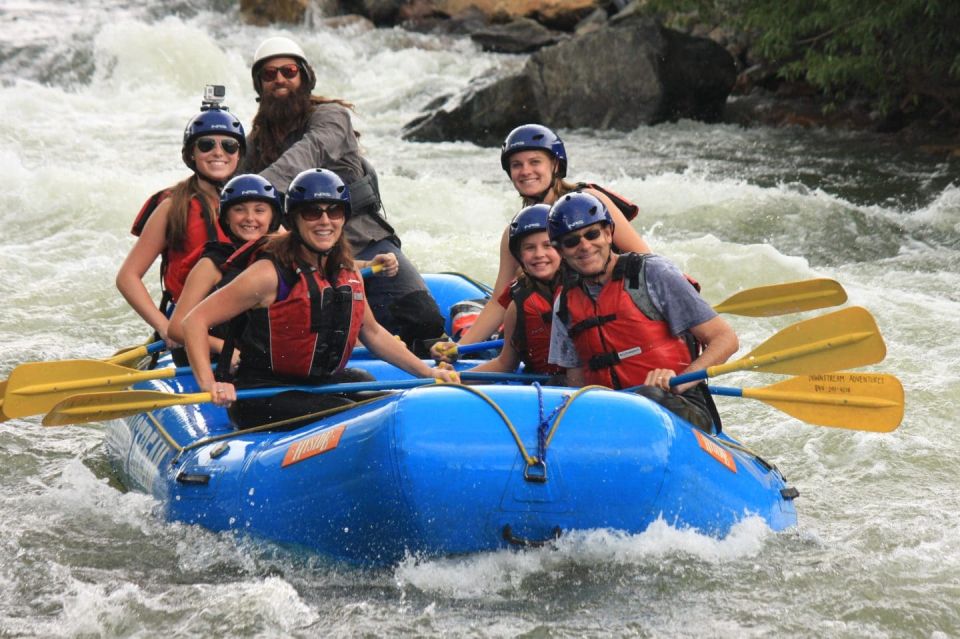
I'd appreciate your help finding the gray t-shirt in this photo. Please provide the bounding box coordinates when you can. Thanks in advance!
[257,104,392,249]
[549,254,716,369]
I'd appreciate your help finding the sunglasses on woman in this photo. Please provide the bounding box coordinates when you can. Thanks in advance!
[195,137,240,155]
[558,227,603,249]
[298,203,346,221]
[259,63,300,82]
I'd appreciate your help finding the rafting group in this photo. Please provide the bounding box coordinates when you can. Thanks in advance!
[2,36,904,438]
[87,33,736,434]
[0,35,909,562]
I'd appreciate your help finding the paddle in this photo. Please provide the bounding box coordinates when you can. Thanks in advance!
[669,306,885,386]
[3,361,194,419]
[105,340,166,366]
[350,338,506,360]
[0,340,165,419]
[42,371,550,426]
[709,372,904,432]
[712,278,846,317]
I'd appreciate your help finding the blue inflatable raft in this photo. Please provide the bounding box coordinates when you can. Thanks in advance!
[103,273,798,565]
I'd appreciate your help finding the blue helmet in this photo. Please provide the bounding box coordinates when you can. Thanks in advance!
[284,168,351,227]
[547,192,613,243]
[500,124,568,178]
[508,203,552,260]
[182,106,246,169]
[219,174,283,234]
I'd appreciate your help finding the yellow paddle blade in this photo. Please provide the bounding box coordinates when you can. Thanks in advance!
[106,344,153,366]
[43,390,211,426]
[0,380,9,422]
[4,360,175,419]
[713,278,847,317]
[708,306,885,378]
[741,372,904,432]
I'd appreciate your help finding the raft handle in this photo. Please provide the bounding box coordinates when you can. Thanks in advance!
[780,486,800,501]
[502,524,562,548]
[176,472,211,486]
[524,460,548,483]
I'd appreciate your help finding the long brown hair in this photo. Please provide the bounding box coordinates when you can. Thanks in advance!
[260,219,354,284]
[520,178,578,207]
[245,83,357,173]
[164,175,219,251]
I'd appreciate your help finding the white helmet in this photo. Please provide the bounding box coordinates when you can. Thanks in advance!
[251,36,316,94]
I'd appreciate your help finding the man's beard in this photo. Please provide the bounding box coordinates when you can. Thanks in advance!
[247,85,314,171]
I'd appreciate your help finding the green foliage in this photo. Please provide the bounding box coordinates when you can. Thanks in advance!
[646,0,960,120]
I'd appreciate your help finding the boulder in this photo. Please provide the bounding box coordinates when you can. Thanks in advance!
[469,18,569,53]
[403,17,737,145]
[240,0,311,25]
[401,0,600,30]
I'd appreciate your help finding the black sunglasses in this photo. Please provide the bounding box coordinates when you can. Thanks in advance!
[558,227,603,249]
[195,137,240,155]
[298,203,345,221]
[259,64,300,82]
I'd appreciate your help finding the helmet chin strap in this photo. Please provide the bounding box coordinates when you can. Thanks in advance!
[582,252,613,284]
[196,170,227,191]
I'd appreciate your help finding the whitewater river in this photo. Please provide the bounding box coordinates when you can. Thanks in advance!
[1,1,958,636]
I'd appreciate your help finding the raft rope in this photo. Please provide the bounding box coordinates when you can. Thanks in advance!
[534,382,568,464]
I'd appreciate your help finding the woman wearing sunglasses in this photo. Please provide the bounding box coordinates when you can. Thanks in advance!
[546,192,738,433]
[166,174,282,373]
[117,103,245,363]
[181,169,459,430]
[431,123,652,361]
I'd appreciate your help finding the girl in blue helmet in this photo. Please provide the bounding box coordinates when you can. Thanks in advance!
[454,204,566,378]
[431,123,652,359]
[117,99,245,363]
[181,168,459,430]
[166,174,282,369]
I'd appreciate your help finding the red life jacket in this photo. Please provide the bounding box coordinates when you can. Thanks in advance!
[576,182,639,222]
[557,253,692,389]
[239,259,365,381]
[509,277,563,376]
[131,190,228,304]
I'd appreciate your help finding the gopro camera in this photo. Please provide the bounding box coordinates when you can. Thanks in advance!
[202,84,227,110]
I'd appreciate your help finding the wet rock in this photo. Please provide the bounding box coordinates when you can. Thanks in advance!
[403,17,736,145]
[469,18,569,53]
[240,0,310,25]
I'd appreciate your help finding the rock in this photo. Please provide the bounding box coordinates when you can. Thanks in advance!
[240,0,310,25]
[403,71,541,147]
[470,18,568,53]
[573,8,609,36]
[403,17,736,144]
[400,0,599,31]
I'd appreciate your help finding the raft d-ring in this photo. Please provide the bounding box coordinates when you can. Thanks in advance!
[524,459,547,483]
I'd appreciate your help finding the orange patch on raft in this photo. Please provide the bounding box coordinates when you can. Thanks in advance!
[281,424,346,468]
[693,430,737,474]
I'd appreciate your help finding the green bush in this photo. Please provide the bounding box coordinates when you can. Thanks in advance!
[647,0,960,122]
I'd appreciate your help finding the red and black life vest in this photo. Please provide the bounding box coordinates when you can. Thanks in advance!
[238,258,365,381]
[131,190,229,305]
[509,277,563,376]
[575,182,639,222]
[557,253,692,390]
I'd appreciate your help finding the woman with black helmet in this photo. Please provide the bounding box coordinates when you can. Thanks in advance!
[116,100,245,362]
[431,123,652,360]
[181,168,459,430]
[166,174,282,368]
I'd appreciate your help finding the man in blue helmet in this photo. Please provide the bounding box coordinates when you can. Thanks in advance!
[546,192,739,432]
[241,36,445,355]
